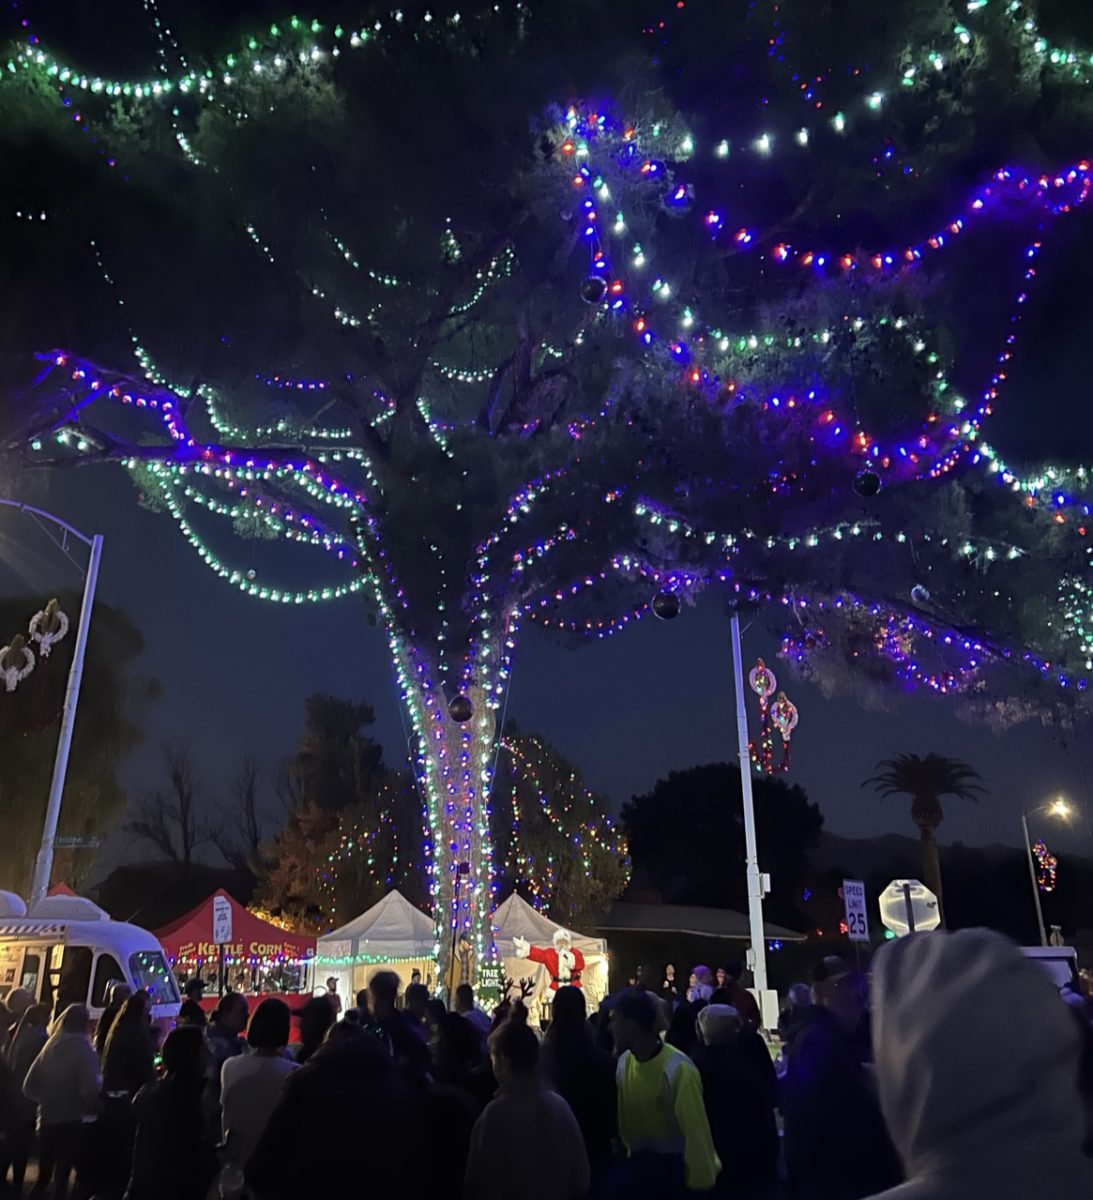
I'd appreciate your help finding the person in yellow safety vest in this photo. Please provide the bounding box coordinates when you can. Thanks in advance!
[610,988,721,1194]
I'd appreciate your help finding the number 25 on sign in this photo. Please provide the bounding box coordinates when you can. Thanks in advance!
[842,879,870,943]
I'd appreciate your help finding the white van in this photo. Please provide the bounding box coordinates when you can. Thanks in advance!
[1021,945,1080,991]
[0,892,179,1025]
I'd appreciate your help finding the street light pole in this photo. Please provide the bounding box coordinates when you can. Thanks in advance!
[730,613,769,999]
[1021,810,1048,949]
[0,501,104,907]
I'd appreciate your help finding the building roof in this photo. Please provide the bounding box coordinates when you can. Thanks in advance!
[598,902,805,942]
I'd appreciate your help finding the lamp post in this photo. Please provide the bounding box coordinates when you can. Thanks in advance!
[1021,797,1071,948]
[730,613,769,999]
[0,500,104,906]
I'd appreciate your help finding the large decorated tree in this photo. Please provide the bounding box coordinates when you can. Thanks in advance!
[3,1,1093,973]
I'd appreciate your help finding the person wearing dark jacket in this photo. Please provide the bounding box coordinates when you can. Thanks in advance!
[93,982,132,1060]
[433,1012,495,1112]
[0,1039,22,1194]
[6,1003,49,1193]
[294,995,334,1065]
[718,962,762,1031]
[123,1026,218,1200]
[102,991,156,1096]
[368,970,431,1081]
[541,985,616,1184]
[693,1005,779,1198]
[203,992,248,1131]
[246,1022,413,1199]
[98,990,157,1199]
[778,984,814,1046]
[782,958,901,1200]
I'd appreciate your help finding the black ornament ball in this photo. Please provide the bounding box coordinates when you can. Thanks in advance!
[853,469,882,498]
[448,694,474,723]
[652,591,681,621]
[911,584,931,606]
[579,275,608,305]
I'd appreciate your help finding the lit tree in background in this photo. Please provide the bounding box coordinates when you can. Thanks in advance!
[494,729,630,930]
[3,1,1093,973]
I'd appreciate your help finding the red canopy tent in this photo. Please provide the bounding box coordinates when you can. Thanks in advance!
[155,889,315,973]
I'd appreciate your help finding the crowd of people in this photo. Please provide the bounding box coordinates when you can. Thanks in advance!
[0,929,1085,1198]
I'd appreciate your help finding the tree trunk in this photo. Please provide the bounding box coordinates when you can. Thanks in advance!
[919,825,945,928]
[387,633,509,992]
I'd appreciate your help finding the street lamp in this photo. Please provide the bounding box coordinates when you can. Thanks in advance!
[1021,796,1072,947]
[0,500,104,906]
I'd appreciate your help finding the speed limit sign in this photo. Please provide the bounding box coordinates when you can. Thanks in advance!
[842,879,870,943]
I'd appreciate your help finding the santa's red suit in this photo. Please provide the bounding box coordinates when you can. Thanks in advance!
[514,933,585,989]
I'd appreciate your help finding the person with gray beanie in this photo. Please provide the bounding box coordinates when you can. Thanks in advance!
[864,928,1093,1199]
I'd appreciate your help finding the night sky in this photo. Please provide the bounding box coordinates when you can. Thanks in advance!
[4,2,1093,876]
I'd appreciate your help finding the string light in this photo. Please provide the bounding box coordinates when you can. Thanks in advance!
[1033,840,1057,893]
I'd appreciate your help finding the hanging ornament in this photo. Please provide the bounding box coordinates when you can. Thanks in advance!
[748,661,799,774]
[911,584,931,606]
[853,469,882,498]
[448,694,474,723]
[0,636,35,693]
[651,591,681,620]
[1033,840,1057,893]
[246,568,257,581]
[579,275,608,304]
[748,658,777,699]
[28,599,69,659]
[770,692,799,740]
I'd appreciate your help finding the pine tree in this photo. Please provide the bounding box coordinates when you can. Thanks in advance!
[494,729,630,930]
[4,2,1093,972]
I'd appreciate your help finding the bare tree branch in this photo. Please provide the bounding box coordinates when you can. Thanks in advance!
[125,745,208,877]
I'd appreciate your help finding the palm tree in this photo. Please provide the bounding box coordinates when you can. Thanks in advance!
[863,753,986,925]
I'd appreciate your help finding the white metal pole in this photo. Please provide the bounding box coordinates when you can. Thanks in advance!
[1021,811,1048,948]
[730,613,769,997]
[29,533,104,907]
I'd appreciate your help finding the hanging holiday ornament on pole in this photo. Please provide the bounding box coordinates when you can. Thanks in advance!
[748,659,799,774]
[1033,840,1057,893]
[28,599,69,658]
[0,635,35,693]
[770,691,800,770]
[448,694,474,724]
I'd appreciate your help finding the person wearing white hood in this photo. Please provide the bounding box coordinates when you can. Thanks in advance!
[865,928,1093,1200]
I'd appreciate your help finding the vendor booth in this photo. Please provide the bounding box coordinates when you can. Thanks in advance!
[315,889,437,1010]
[156,889,316,1006]
[492,893,609,1021]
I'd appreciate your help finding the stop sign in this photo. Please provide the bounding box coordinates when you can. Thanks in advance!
[878,879,940,936]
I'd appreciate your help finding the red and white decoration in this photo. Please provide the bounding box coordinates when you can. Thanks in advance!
[514,927,585,990]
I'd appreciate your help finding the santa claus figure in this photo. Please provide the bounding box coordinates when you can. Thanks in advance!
[513,927,585,990]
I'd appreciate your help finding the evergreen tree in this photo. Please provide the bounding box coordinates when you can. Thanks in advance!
[494,729,630,930]
[0,594,152,894]
[256,692,390,928]
[3,2,1093,969]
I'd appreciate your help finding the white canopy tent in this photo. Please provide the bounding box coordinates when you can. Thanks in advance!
[315,890,438,1008]
[491,893,609,1018]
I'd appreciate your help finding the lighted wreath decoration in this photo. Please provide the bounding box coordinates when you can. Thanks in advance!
[28,599,69,659]
[0,636,35,693]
